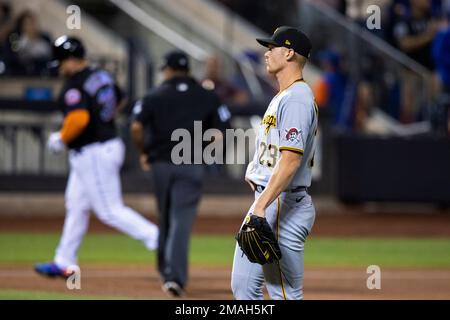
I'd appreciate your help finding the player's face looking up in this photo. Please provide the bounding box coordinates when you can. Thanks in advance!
[264,45,296,74]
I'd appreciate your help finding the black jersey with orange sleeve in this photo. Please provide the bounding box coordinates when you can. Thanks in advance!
[57,66,122,150]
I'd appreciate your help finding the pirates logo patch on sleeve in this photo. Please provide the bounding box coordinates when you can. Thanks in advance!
[284,127,301,142]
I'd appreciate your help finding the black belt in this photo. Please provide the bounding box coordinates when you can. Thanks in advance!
[255,184,307,193]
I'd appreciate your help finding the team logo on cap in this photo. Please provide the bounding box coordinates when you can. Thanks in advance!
[285,40,291,45]
[179,58,187,66]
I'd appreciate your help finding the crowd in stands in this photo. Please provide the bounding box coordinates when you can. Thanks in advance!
[200,51,278,113]
[216,0,299,35]
[201,54,250,108]
[0,3,54,77]
[312,0,450,134]
[217,0,450,133]
[1,0,448,134]
[337,0,448,72]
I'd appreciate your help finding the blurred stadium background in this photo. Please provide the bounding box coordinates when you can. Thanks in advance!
[0,0,450,299]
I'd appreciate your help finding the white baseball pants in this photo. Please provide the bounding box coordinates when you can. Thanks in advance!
[54,138,158,268]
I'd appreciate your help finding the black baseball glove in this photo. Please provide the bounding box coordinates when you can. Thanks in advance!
[235,215,282,265]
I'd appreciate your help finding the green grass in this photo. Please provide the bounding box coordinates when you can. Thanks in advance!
[2,233,450,299]
[307,237,450,268]
[0,233,235,266]
[1,233,450,268]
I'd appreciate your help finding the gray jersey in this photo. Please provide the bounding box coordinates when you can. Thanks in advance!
[246,80,318,188]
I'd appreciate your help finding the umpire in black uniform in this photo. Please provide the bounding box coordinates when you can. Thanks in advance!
[131,50,230,297]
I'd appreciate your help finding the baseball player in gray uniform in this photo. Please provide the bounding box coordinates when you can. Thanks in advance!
[231,26,318,300]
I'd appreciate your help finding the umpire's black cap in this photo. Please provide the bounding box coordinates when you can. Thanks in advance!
[49,35,86,67]
[160,50,190,71]
[256,26,312,59]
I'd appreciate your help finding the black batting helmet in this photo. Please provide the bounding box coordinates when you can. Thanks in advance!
[49,35,85,67]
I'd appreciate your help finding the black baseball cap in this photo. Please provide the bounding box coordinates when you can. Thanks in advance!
[49,35,85,68]
[160,50,190,71]
[256,26,312,59]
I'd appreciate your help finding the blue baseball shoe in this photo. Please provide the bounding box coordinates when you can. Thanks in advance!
[34,262,73,279]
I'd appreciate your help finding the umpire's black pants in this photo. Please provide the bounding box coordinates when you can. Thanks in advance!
[151,162,204,288]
